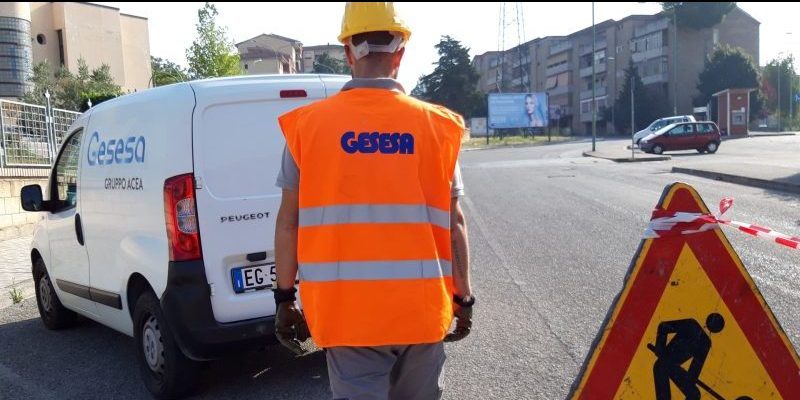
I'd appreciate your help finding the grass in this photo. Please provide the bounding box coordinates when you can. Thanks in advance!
[462,134,574,150]
[8,278,24,304]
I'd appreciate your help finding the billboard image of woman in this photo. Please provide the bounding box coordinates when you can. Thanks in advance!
[525,94,547,127]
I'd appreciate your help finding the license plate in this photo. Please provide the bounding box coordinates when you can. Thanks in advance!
[231,263,276,293]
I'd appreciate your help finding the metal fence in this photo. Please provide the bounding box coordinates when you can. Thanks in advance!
[0,99,81,169]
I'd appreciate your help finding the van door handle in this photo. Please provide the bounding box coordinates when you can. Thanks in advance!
[75,213,85,246]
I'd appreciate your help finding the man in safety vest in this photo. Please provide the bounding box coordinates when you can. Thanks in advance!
[273,2,474,398]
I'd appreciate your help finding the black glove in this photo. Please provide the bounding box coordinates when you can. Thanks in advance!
[274,288,311,355]
[444,294,474,342]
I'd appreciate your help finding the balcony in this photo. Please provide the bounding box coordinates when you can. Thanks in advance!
[642,72,669,85]
[548,84,572,96]
[579,62,606,78]
[580,86,607,100]
[546,62,570,76]
[580,40,607,56]
[632,46,669,63]
[580,111,606,123]
[634,18,669,38]
[549,41,572,55]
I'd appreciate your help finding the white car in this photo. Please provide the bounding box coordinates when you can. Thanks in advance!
[19,74,349,398]
[633,115,696,144]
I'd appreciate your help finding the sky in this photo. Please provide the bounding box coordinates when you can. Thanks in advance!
[99,2,799,90]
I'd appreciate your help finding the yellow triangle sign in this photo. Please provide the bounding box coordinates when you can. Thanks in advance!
[570,183,800,399]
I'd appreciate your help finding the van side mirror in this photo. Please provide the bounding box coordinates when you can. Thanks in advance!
[21,185,47,212]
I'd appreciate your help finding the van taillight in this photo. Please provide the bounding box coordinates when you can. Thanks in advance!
[280,89,307,98]
[164,174,201,262]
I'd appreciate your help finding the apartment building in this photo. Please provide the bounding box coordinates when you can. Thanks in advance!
[0,2,151,98]
[473,6,759,135]
[238,33,303,75]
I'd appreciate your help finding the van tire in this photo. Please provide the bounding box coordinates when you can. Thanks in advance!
[133,292,199,399]
[33,258,77,330]
[706,142,719,154]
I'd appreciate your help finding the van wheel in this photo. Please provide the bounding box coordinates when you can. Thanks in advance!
[33,258,77,330]
[652,144,664,155]
[706,142,719,154]
[133,292,199,399]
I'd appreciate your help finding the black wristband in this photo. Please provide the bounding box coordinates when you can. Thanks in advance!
[454,294,475,307]
[273,287,297,306]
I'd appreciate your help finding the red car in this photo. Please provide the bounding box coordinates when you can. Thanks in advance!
[640,121,721,154]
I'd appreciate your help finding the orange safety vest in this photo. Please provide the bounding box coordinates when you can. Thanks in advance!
[279,87,463,347]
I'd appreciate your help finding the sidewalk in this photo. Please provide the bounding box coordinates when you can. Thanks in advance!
[583,141,671,162]
[0,234,35,309]
[672,163,800,195]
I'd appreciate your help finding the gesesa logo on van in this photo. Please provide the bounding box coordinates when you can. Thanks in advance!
[341,131,414,154]
[87,131,146,166]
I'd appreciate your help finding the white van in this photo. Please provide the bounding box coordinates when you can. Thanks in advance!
[632,115,696,144]
[19,74,349,398]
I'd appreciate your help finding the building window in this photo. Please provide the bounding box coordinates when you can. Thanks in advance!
[244,63,248,70]
[36,33,46,45]
[56,29,65,66]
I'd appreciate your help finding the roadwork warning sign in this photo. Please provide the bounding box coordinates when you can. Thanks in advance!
[570,182,800,399]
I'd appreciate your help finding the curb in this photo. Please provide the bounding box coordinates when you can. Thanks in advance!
[721,133,797,141]
[462,139,578,152]
[671,167,800,195]
[582,151,671,162]
[0,277,35,310]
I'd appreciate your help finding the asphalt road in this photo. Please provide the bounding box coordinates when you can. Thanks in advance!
[1,137,798,399]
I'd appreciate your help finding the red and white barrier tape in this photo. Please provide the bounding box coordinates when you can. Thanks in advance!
[644,198,800,251]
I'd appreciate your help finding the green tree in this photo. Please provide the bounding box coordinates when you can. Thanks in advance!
[151,56,189,86]
[611,61,668,133]
[762,55,797,118]
[22,62,55,105]
[695,44,760,120]
[661,2,736,30]
[311,52,351,75]
[23,59,122,111]
[411,36,486,118]
[186,3,240,79]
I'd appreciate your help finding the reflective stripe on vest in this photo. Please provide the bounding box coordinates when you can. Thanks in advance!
[299,259,452,282]
[299,204,449,230]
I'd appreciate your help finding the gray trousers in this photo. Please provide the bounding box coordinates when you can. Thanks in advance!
[326,342,446,400]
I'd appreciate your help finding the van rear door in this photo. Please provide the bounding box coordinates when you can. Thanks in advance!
[191,75,345,323]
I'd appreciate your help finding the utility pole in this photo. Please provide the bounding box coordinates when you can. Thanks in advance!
[631,75,635,159]
[672,5,678,115]
[778,61,782,132]
[591,2,597,151]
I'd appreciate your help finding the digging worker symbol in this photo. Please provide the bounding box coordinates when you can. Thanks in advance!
[649,313,725,400]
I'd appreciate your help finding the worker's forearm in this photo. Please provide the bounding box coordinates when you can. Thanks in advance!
[451,217,471,297]
[275,216,299,291]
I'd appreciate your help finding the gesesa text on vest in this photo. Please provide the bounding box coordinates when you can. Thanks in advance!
[341,131,414,154]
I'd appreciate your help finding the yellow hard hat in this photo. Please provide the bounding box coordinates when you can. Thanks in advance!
[338,2,411,44]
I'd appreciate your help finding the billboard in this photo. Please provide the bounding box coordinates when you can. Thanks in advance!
[488,92,549,129]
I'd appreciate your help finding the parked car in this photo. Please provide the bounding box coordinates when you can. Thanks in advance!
[18,74,350,398]
[633,115,696,144]
[639,121,721,155]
